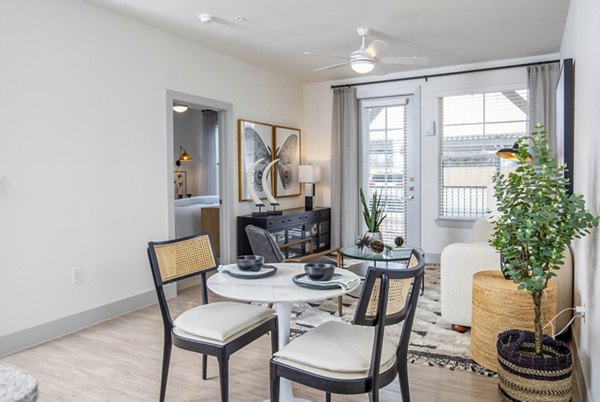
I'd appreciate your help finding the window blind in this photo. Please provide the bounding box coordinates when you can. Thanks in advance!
[362,100,408,244]
[438,90,528,219]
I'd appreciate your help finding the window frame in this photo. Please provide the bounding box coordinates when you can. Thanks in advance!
[437,87,529,221]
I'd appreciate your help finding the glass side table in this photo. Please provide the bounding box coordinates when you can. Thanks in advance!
[340,245,426,294]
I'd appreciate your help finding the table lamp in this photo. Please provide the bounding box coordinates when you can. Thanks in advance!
[299,164,322,211]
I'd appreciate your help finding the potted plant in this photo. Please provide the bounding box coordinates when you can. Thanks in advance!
[359,188,386,241]
[490,125,598,401]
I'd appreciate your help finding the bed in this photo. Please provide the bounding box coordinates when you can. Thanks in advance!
[174,195,220,238]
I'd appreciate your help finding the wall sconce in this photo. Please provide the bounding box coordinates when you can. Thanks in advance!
[299,164,322,211]
[172,103,189,113]
[175,146,192,167]
[496,142,533,163]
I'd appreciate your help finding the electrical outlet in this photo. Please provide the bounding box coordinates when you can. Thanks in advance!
[576,304,586,323]
[72,267,83,284]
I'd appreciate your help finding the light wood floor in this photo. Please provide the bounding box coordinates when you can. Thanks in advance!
[0,287,533,401]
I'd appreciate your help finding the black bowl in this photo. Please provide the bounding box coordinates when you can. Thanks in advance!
[304,263,335,281]
[237,255,264,271]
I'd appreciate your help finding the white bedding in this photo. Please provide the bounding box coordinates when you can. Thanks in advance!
[174,196,220,238]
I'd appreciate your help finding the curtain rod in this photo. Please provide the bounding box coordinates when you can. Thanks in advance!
[330,59,560,89]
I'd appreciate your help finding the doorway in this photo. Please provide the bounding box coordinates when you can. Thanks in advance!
[166,90,234,263]
[359,95,421,246]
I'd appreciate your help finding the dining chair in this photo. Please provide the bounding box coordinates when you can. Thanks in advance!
[269,249,425,402]
[147,233,278,402]
[244,224,344,315]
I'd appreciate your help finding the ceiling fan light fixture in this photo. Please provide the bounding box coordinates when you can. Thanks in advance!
[351,59,375,74]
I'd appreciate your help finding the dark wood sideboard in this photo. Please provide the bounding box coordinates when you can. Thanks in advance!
[237,207,331,259]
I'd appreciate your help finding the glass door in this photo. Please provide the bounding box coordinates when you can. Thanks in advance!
[359,96,420,246]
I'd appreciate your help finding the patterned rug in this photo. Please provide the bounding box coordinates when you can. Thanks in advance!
[289,264,497,377]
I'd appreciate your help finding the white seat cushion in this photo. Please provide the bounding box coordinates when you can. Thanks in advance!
[273,321,396,379]
[174,302,274,342]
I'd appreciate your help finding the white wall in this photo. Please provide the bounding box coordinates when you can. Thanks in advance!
[303,64,530,255]
[560,0,600,400]
[0,0,302,338]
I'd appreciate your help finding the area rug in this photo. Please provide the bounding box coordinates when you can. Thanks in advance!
[289,264,497,377]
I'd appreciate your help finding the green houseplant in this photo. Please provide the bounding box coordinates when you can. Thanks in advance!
[490,125,598,401]
[359,188,386,240]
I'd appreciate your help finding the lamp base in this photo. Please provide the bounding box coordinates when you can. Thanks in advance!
[304,196,314,211]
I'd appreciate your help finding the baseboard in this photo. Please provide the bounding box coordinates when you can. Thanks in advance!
[571,335,590,402]
[426,253,441,265]
[0,289,158,357]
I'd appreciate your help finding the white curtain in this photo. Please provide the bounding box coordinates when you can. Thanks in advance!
[331,87,359,247]
[199,110,218,195]
[528,63,560,150]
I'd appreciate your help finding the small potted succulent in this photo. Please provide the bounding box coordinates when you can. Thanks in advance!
[359,188,386,241]
[490,125,598,401]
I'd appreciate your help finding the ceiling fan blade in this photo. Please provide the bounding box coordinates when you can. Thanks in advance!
[379,56,429,65]
[364,40,388,58]
[313,61,351,72]
[303,51,349,60]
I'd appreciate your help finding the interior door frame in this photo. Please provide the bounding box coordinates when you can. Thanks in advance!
[166,90,235,262]
[357,89,421,246]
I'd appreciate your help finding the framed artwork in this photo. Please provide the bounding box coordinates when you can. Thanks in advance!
[273,126,301,197]
[238,119,274,201]
[555,58,574,195]
[174,171,187,199]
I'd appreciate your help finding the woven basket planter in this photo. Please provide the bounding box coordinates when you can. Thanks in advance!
[497,330,572,402]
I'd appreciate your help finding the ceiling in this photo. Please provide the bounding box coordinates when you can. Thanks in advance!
[84,0,571,83]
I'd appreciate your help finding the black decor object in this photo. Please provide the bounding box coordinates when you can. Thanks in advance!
[225,265,277,279]
[236,255,264,271]
[292,273,341,290]
[304,263,335,281]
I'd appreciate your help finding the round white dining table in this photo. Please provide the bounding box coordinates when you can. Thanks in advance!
[207,263,360,402]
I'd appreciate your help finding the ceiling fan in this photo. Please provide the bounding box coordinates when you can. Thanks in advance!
[304,27,429,74]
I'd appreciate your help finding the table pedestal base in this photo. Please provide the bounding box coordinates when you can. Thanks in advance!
[263,302,310,402]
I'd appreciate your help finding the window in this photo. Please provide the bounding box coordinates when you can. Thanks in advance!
[361,100,408,244]
[438,90,528,219]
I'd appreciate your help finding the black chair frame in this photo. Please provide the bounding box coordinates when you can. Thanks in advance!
[148,232,278,402]
[270,250,425,402]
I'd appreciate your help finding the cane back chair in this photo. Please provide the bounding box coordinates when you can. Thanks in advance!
[147,233,278,402]
[269,249,425,402]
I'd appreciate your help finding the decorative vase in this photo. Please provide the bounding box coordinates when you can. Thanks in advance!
[497,330,572,402]
[365,231,383,242]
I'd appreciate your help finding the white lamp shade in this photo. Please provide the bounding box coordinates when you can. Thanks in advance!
[298,165,322,183]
